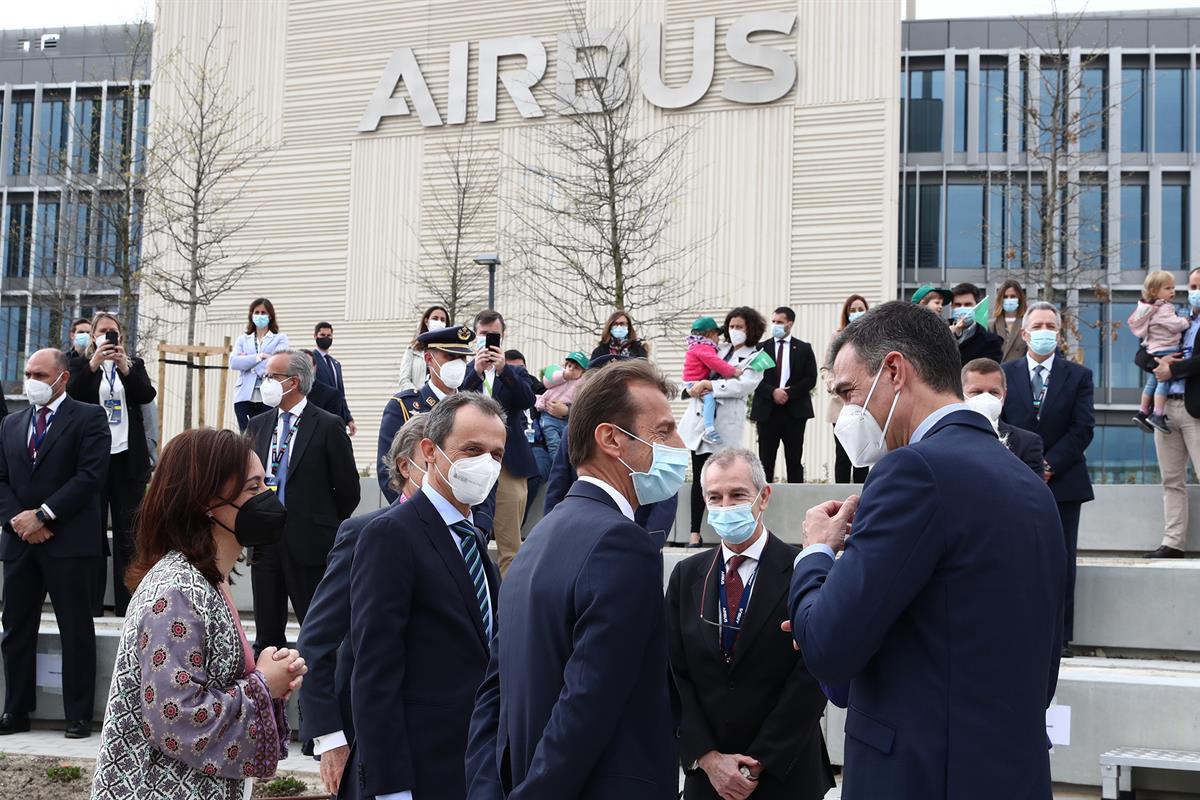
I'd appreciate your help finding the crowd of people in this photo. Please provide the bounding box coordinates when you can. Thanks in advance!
[0,275,1194,799]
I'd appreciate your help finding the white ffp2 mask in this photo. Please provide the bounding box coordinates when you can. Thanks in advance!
[833,370,900,468]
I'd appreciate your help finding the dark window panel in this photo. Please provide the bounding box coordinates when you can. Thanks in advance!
[1120,184,1147,270]
[1162,184,1189,269]
[1122,68,1146,153]
[9,100,34,176]
[1080,68,1107,152]
[946,184,984,267]
[1155,68,1186,153]
[4,202,33,278]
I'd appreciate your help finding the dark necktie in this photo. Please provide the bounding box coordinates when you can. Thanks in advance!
[452,520,492,639]
[1032,365,1046,410]
[274,411,294,505]
[28,407,50,460]
[723,555,749,657]
[775,339,785,387]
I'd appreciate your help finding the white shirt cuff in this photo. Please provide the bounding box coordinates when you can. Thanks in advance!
[793,543,835,568]
[39,504,55,520]
[377,793,413,800]
[312,730,347,755]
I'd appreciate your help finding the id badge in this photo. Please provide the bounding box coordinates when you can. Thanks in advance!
[103,398,123,425]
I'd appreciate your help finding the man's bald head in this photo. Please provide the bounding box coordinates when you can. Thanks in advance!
[25,349,70,400]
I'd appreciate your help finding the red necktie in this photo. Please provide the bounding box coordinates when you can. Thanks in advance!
[724,555,749,655]
[28,407,49,460]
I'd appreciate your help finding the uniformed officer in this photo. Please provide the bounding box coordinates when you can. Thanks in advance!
[376,324,474,502]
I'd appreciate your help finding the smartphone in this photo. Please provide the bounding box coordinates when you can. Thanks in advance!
[105,330,119,347]
[485,332,502,351]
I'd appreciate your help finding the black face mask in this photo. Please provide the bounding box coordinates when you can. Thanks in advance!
[315,336,333,350]
[209,490,287,547]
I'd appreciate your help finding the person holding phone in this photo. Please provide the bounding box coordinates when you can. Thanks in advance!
[67,312,157,617]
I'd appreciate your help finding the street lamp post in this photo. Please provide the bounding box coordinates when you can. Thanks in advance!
[474,252,501,309]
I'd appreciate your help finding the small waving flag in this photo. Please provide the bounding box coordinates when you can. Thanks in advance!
[974,296,991,326]
[746,350,776,372]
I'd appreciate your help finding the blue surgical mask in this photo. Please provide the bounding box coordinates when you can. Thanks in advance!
[1028,330,1058,357]
[847,311,865,324]
[610,325,629,340]
[73,332,90,349]
[614,426,689,505]
[1002,297,1020,314]
[1188,289,1200,309]
[771,323,787,340]
[252,313,270,329]
[707,491,763,545]
[952,306,975,322]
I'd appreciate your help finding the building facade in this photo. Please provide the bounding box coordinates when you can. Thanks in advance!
[144,0,901,480]
[901,11,1200,484]
[0,25,151,394]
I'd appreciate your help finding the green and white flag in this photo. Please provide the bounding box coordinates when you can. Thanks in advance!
[747,350,776,372]
[974,296,991,327]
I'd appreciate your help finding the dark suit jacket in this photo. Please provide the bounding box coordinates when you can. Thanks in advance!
[462,363,538,478]
[346,489,500,799]
[543,426,677,535]
[669,533,834,800]
[958,324,1005,365]
[65,355,157,481]
[1001,355,1096,503]
[999,421,1044,476]
[789,411,1066,800]
[313,349,353,424]
[466,480,677,800]
[0,395,111,561]
[247,401,360,566]
[297,503,395,747]
[751,337,817,422]
[376,383,438,504]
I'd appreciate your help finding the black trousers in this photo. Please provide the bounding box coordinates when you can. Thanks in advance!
[250,542,325,654]
[235,400,271,433]
[833,428,869,484]
[689,451,712,533]
[756,413,807,483]
[2,548,97,721]
[92,450,145,617]
[1056,501,1081,645]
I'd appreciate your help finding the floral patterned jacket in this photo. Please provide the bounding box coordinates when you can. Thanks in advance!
[92,551,288,800]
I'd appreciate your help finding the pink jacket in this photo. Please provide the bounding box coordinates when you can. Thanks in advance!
[535,377,580,416]
[1127,300,1190,353]
[683,337,738,381]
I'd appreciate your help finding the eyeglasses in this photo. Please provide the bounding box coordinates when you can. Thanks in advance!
[697,550,759,631]
[265,373,294,382]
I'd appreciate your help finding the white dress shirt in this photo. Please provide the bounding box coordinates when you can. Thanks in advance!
[270,398,306,472]
[1026,352,1055,387]
[720,527,768,603]
[99,363,130,454]
[772,335,792,388]
[577,475,635,521]
[28,392,68,520]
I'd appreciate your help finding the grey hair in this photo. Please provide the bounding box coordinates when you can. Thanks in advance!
[384,414,429,492]
[1022,301,1062,330]
[277,349,315,394]
[699,447,768,494]
[424,391,505,448]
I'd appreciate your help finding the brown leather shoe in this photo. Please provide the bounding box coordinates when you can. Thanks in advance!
[1143,545,1185,559]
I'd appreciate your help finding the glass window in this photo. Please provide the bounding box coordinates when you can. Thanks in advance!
[901,182,943,269]
[1076,300,1103,386]
[34,201,58,277]
[1019,67,1028,152]
[69,200,92,276]
[4,202,33,278]
[1077,185,1107,270]
[37,96,69,175]
[1162,184,1189,269]
[980,68,1007,152]
[955,68,967,152]
[1028,184,1046,266]
[946,184,984,266]
[74,97,102,174]
[988,184,1007,268]
[1120,184,1147,270]
[104,93,131,174]
[1122,68,1145,152]
[1109,300,1144,391]
[134,90,150,175]
[1080,67,1107,152]
[0,301,28,386]
[1155,68,1186,153]
[1087,424,1161,485]
[1039,66,1065,152]
[9,99,34,176]
[905,69,945,152]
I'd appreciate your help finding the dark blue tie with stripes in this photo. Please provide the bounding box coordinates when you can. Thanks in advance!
[451,520,491,639]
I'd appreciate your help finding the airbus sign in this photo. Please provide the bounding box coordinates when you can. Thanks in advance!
[357,10,798,131]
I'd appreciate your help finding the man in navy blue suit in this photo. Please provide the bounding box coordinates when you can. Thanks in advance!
[312,322,355,436]
[346,392,506,800]
[1000,301,1095,656]
[789,301,1066,800]
[461,310,537,576]
[299,414,428,796]
[466,358,684,800]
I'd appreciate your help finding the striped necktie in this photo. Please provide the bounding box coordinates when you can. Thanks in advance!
[451,520,492,639]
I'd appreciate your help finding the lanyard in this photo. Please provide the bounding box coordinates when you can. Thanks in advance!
[717,557,759,658]
[30,410,56,454]
[270,415,299,471]
[103,363,119,396]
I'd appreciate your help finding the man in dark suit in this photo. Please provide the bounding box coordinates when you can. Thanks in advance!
[312,321,356,436]
[467,359,682,800]
[302,349,344,418]
[346,392,505,800]
[1001,301,1095,656]
[950,283,1005,365]
[247,350,360,654]
[299,414,429,796]
[669,447,833,800]
[0,349,110,739]
[789,302,1065,800]
[461,310,537,576]
[961,358,1044,475]
[751,306,817,483]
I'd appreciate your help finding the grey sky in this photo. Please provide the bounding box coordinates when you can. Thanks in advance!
[5,0,1200,29]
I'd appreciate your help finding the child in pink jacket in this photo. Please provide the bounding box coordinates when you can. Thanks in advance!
[684,317,742,444]
[1128,270,1191,433]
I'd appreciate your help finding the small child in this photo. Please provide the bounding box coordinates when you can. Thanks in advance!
[1127,270,1191,434]
[683,317,743,445]
[535,352,589,462]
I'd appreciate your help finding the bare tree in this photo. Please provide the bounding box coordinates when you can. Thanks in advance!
[415,129,497,321]
[506,8,705,342]
[142,27,274,426]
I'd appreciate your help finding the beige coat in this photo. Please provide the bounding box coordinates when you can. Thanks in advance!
[990,315,1027,363]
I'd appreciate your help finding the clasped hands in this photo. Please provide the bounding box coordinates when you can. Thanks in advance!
[255,646,307,700]
[10,510,52,545]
